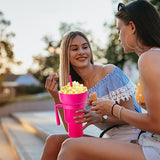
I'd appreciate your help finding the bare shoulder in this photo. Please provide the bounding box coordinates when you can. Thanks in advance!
[138,49,160,88]
[138,49,160,115]
[138,49,160,73]
[101,64,116,76]
[139,48,160,61]
[94,64,116,78]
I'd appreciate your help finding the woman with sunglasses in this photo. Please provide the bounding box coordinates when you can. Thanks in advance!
[41,30,142,160]
[57,1,160,160]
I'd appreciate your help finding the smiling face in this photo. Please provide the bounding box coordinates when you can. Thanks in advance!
[69,35,92,68]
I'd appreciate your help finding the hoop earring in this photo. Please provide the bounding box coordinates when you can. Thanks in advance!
[134,39,146,53]
[125,34,135,50]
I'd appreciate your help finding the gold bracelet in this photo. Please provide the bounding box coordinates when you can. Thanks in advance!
[118,106,124,119]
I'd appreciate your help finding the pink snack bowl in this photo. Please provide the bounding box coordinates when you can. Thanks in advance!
[54,91,87,138]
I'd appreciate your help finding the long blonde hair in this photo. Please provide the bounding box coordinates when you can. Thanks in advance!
[59,31,94,88]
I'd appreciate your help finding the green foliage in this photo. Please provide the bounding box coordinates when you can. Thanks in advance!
[30,0,160,82]
[0,12,15,58]
[0,12,15,86]
[150,0,160,11]
[30,54,60,84]
[59,22,92,38]
[105,0,160,69]
[29,22,102,84]
[0,41,14,58]
[0,11,20,78]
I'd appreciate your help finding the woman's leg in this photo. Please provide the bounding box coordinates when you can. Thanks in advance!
[58,137,146,160]
[41,134,69,160]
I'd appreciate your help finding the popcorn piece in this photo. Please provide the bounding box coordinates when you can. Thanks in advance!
[89,92,97,101]
[59,81,87,94]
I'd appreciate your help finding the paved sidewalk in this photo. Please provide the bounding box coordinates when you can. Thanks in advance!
[0,125,17,160]
[0,99,54,117]
[12,111,102,137]
[0,99,102,136]
[0,99,102,160]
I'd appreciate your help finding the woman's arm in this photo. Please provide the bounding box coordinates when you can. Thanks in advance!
[103,97,135,125]
[45,73,68,131]
[92,51,160,133]
[101,64,136,125]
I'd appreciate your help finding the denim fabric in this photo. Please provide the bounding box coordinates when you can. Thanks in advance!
[138,132,160,160]
[86,66,141,130]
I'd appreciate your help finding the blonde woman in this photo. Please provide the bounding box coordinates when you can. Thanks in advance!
[41,31,141,160]
[57,1,160,160]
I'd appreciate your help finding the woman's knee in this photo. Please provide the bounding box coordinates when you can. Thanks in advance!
[45,135,57,146]
[45,135,67,149]
[58,138,80,159]
[62,138,76,149]
[41,134,69,160]
[45,134,68,148]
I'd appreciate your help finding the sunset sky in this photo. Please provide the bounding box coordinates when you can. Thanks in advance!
[1,0,118,74]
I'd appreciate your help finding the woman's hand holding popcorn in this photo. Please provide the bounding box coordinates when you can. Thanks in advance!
[90,98,116,116]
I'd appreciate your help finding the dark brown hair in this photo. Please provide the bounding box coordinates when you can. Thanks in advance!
[116,0,160,47]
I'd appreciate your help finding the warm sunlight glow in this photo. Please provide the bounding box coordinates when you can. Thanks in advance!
[1,0,114,74]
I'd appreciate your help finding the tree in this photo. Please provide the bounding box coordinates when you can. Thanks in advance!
[104,0,160,69]
[30,0,160,85]
[150,0,160,11]
[29,22,105,84]
[0,11,20,86]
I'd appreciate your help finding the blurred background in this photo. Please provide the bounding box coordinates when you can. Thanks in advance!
[0,0,159,105]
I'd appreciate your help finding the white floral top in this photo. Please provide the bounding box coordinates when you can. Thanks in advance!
[86,66,141,130]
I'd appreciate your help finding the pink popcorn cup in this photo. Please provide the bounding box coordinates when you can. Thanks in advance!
[55,91,87,138]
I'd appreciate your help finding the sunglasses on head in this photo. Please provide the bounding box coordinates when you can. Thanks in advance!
[118,3,126,11]
[117,3,132,21]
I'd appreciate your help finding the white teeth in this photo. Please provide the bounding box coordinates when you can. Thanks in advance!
[77,57,86,60]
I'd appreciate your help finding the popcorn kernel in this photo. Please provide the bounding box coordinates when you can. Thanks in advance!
[59,81,87,94]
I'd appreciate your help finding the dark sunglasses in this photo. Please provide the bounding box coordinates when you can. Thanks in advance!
[117,3,132,21]
[118,3,126,11]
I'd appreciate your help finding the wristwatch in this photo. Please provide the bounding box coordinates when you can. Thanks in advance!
[102,115,108,123]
